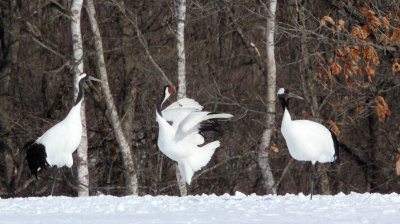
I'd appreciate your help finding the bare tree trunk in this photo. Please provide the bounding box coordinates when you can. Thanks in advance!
[71,0,89,197]
[86,0,138,195]
[174,0,188,196]
[257,0,277,195]
[176,0,187,100]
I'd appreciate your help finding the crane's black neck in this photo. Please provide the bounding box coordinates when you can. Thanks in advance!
[74,77,87,106]
[278,95,290,111]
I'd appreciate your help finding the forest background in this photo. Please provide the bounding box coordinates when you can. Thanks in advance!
[1,0,400,197]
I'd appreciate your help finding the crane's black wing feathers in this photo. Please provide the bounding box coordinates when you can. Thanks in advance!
[25,141,49,179]
[329,131,339,161]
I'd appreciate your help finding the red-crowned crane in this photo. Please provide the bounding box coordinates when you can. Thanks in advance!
[277,88,339,200]
[25,72,101,195]
[156,85,233,195]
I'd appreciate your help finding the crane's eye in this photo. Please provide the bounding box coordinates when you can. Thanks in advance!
[168,86,172,93]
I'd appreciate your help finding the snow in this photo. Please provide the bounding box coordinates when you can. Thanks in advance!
[1,192,400,224]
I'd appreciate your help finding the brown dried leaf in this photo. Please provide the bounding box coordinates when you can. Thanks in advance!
[375,96,391,122]
[379,33,390,45]
[396,154,400,176]
[301,109,309,119]
[356,81,369,88]
[360,6,381,27]
[329,120,340,135]
[321,16,335,26]
[392,58,400,74]
[348,46,361,61]
[336,49,346,60]
[363,46,380,66]
[351,25,369,39]
[366,63,376,77]
[338,19,345,30]
[390,24,400,44]
[369,16,381,28]
[330,62,342,75]
[382,16,390,30]
[266,143,279,153]
[271,145,279,153]
[347,115,354,123]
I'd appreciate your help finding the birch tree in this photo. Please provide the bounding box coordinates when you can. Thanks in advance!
[71,0,89,197]
[257,0,277,195]
[86,0,138,195]
[174,0,188,196]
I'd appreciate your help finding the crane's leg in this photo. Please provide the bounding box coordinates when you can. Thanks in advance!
[186,183,191,196]
[70,167,89,189]
[69,167,101,195]
[310,162,316,200]
[50,169,60,196]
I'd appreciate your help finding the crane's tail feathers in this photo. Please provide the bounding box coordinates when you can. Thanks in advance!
[25,142,49,179]
[178,162,195,185]
[329,130,339,161]
[188,140,220,172]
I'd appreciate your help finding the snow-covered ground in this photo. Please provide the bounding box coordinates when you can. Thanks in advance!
[1,192,400,224]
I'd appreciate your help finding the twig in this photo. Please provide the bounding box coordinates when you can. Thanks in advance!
[110,0,175,88]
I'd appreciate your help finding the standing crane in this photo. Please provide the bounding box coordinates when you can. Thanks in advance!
[25,72,101,195]
[277,88,339,199]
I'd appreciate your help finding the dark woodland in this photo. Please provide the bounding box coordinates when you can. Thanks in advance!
[1,0,400,197]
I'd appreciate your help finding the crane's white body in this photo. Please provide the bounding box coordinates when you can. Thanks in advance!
[35,100,83,168]
[156,96,232,185]
[281,108,336,164]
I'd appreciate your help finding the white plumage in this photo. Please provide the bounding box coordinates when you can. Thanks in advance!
[277,88,338,199]
[25,72,101,195]
[281,111,336,164]
[35,99,83,168]
[156,85,233,192]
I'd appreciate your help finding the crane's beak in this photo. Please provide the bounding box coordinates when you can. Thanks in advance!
[287,92,304,100]
[88,76,102,82]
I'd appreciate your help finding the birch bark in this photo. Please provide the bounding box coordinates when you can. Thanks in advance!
[175,0,188,196]
[86,0,138,195]
[71,0,89,197]
[257,0,277,195]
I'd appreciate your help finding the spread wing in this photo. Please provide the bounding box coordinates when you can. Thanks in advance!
[161,98,203,127]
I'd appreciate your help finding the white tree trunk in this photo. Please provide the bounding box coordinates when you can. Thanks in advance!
[86,0,138,195]
[257,0,277,195]
[71,0,89,197]
[174,0,188,196]
[176,0,186,100]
